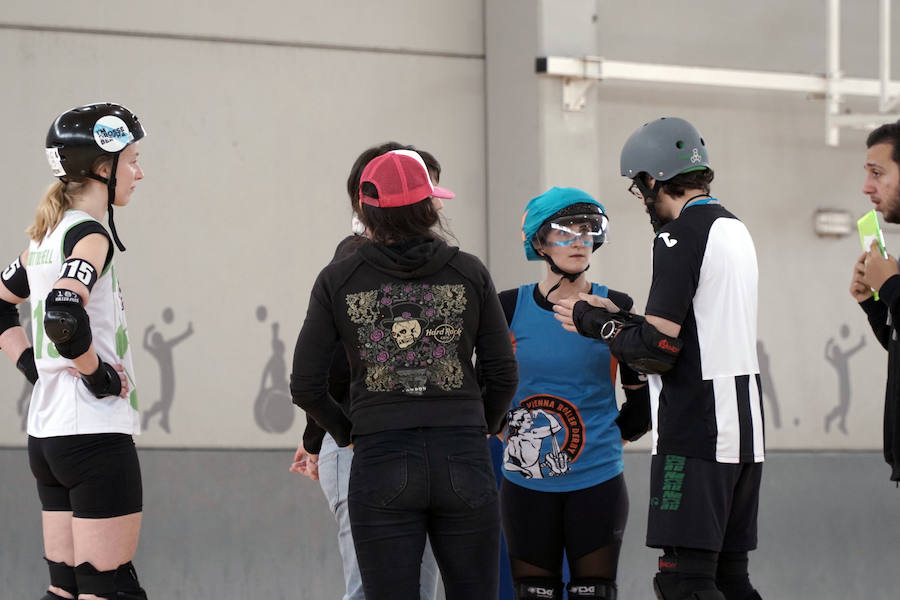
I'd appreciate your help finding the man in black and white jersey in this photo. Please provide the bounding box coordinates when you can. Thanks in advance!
[554,117,764,600]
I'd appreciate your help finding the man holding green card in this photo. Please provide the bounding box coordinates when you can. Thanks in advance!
[850,119,900,482]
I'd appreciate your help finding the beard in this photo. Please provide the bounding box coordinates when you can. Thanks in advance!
[883,188,900,224]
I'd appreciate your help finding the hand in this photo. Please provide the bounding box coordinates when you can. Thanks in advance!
[543,451,569,476]
[850,251,872,302]
[552,297,578,332]
[554,294,623,333]
[860,241,900,295]
[80,361,128,399]
[289,444,319,481]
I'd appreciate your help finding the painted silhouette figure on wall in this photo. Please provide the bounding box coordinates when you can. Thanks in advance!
[142,307,194,433]
[15,301,33,431]
[824,324,866,434]
[254,305,294,433]
[756,340,781,429]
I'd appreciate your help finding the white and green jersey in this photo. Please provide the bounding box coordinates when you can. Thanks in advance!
[26,209,139,437]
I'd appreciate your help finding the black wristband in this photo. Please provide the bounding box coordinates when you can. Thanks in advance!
[16,347,38,385]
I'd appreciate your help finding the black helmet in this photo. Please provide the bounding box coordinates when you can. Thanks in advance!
[45,103,145,181]
[45,103,146,251]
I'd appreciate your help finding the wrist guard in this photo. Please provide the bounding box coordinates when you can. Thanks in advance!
[572,301,643,341]
[81,360,122,399]
[616,386,650,441]
[16,347,38,385]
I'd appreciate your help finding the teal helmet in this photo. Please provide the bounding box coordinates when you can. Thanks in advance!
[521,187,607,261]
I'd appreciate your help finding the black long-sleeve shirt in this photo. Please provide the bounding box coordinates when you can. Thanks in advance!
[860,273,900,481]
[291,236,518,446]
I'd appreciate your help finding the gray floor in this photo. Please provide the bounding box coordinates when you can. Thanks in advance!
[1,448,896,599]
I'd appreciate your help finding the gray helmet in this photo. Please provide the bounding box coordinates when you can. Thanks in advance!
[619,117,709,181]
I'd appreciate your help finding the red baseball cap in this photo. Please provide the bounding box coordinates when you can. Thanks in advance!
[359,149,455,208]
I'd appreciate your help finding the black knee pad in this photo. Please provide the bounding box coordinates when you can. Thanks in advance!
[653,575,726,600]
[715,551,759,600]
[654,548,722,600]
[45,557,77,597]
[75,561,148,599]
[566,577,617,599]
[514,576,564,599]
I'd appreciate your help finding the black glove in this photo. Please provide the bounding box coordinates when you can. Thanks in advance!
[616,386,651,441]
[16,347,38,385]
[81,360,122,399]
[572,301,644,341]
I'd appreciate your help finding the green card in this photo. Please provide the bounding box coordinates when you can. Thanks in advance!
[858,209,888,300]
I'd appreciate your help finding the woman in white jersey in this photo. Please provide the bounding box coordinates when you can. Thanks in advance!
[0,103,148,600]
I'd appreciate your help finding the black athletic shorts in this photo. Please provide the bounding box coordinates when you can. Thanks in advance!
[646,454,761,552]
[500,473,628,572]
[28,434,143,518]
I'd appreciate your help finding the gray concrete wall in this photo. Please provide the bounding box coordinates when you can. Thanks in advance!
[486,0,900,452]
[2,0,900,598]
[3,448,897,598]
[0,1,486,448]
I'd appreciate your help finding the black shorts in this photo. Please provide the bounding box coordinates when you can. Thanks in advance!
[28,434,143,518]
[500,473,628,572]
[646,454,761,552]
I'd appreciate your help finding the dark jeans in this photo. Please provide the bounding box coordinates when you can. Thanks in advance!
[348,426,500,600]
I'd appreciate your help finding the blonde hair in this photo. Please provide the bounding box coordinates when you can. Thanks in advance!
[27,156,110,242]
[28,181,73,242]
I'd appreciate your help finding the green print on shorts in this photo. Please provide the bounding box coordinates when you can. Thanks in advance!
[660,455,686,511]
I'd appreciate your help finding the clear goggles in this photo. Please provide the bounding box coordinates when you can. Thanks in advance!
[543,214,608,247]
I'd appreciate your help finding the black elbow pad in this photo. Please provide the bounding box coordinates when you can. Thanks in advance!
[44,289,92,359]
[610,320,682,374]
[0,297,20,335]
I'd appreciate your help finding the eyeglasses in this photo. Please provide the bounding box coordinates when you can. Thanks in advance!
[546,219,608,247]
[628,181,644,201]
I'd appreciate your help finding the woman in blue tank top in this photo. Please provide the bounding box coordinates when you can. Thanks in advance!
[497,187,650,600]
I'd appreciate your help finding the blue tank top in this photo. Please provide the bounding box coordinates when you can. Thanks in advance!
[502,283,624,492]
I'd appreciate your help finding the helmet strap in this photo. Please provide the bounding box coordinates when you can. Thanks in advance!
[542,256,589,303]
[87,155,126,252]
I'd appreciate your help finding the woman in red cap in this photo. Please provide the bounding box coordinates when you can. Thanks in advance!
[291,149,518,599]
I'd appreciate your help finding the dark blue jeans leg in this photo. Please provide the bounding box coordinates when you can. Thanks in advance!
[426,428,500,600]
[348,430,428,600]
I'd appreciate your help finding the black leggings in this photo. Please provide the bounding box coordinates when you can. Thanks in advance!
[500,473,628,580]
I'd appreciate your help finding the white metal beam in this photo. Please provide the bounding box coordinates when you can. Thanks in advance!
[537,56,900,99]
[826,0,842,146]
[535,0,900,146]
[880,0,899,112]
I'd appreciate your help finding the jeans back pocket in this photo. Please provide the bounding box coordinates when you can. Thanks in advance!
[351,450,408,507]
[448,454,497,509]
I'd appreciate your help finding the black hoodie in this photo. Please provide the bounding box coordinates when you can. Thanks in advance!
[290,236,518,446]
